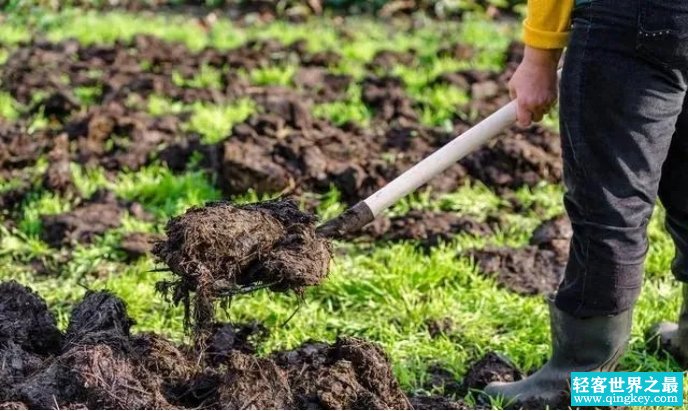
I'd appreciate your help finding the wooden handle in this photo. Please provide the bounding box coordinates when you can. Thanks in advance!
[363,100,518,216]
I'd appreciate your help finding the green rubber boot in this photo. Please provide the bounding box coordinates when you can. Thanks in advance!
[647,284,688,366]
[484,297,633,407]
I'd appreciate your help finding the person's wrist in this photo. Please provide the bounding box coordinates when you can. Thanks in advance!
[523,45,562,68]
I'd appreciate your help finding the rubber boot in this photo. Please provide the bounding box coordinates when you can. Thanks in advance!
[647,283,688,366]
[484,297,633,407]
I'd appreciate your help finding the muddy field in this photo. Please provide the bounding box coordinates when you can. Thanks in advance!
[0,5,579,410]
[0,34,560,205]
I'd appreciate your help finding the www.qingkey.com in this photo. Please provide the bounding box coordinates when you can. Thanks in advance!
[572,393,682,406]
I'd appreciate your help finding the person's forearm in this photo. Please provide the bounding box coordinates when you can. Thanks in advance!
[524,45,562,68]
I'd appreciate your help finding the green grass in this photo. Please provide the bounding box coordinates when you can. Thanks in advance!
[17,190,74,239]
[73,85,102,106]
[145,94,187,116]
[1,8,687,409]
[112,163,222,218]
[173,64,224,90]
[246,65,297,87]
[413,83,470,128]
[185,99,256,144]
[313,83,372,126]
[0,91,23,120]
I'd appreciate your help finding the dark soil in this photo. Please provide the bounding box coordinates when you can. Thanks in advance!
[420,352,523,399]
[0,281,62,356]
[272,338,412,409]
[0,182,32,217]
[0,122,54,179]
[118,232,163,261]
[221,109,475,203]
[65,102,187,172]
[465,214,571,295]
[153,198,331,332]
[409,352,523,410]
[63,290,136,348]
[2,36,560,209]
[467,246,564,295]
[42,133,75,194]
[459,124,562,191]
[355,210,494,248]
[367,49,417,71]
[425,317,456,338]
[409,394,471,410]
[2,281,483,410]
[2,36,333,109]
[293,67,351,103]
[40,190,150,248]
[529,214,572,263]
[6,0,519,19]
[362,75,418,124]
[423,364,463,395]
[0,402,28,410]
[461,352,523,393]
[203,322,266,365]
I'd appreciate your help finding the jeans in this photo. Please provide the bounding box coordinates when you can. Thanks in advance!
[556,0,688,317]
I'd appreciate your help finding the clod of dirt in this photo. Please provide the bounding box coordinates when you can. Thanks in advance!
[467,246,565,296]
[252,87,314,130]
[438,43,475,61]
[425,317,456,338]
[293,67,351,103]
[204,322,265,365]
[0,402,27,410]
[119,232,163,261]
[57,343,171,410]
[460,125,562,190]
[41,190,145,248]
[367,50,416,71]
[154,198,330,332]
[220,110,473,203]
[0,343,44,402]
[131,333,196,382]
[0,281,62,356]
[359,211,493,249]
[41,200,121,247]
[423,364,462,396]
[273,337,412,409]
[529,215,571,263]
[42,133,74,194]
[3,282,473,410]
[65,102,184,172]
[63,290,135,349]
[0,122,53,175]
[216,351,293,409]
[15,288,174,410]
[362,76,417,124]
[302,49,342,67]
[409,394,471,410]
[461,352,523,392]
[0,181,31,214]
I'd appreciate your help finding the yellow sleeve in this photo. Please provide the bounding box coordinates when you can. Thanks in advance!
[523,0,575,49]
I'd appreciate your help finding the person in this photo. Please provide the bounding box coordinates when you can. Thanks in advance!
[484,0,688,405]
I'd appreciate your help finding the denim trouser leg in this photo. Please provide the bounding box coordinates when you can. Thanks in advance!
[555,0,688,317]
[660,103,688,282]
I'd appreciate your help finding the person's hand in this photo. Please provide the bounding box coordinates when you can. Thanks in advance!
[509,46,561,127]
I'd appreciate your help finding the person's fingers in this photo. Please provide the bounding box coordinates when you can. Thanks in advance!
[531,97,556,122]
[509,83,517,101]
[531,109,545,123]
[516,101,532,127]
